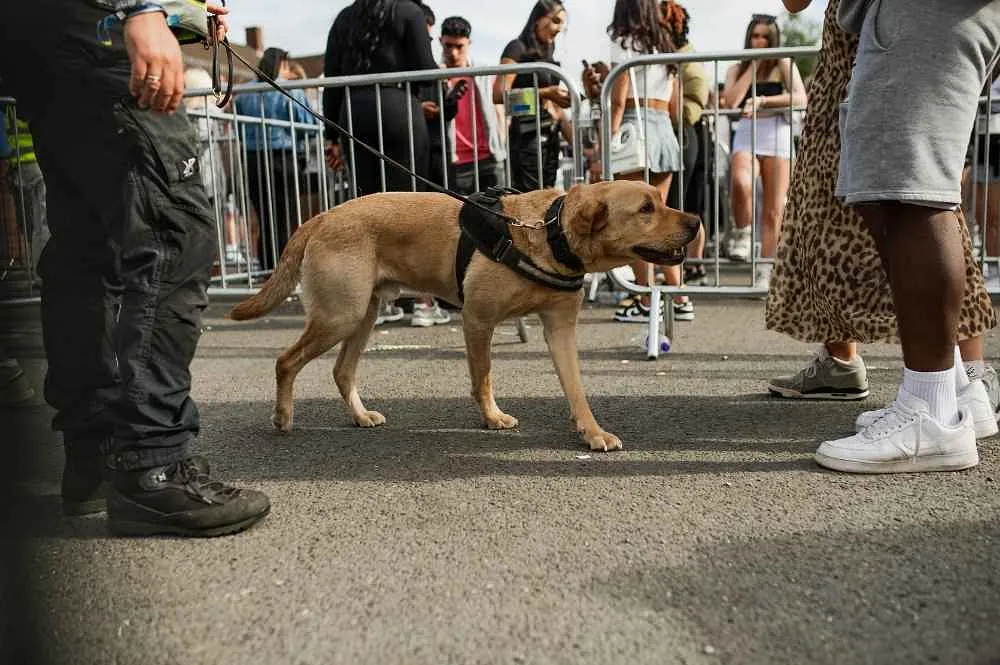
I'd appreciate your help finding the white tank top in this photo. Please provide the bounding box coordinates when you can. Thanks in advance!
[609,39,674,102]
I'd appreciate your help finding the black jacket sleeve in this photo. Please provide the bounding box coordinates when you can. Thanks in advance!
[399,0,437,73]
[322,14,345,140]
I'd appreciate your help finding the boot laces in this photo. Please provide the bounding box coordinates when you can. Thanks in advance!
[174,458,239,504]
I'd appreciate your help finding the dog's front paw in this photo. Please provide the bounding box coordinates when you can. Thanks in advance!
[585,429,623,452]
[484,412,519,430]
[272,408,293,432]
[354,410,386,428]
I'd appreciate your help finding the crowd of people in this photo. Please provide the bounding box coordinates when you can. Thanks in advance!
[0,0,999,543]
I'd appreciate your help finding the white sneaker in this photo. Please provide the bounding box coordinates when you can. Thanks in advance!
[375,302,405,326]
[727,227,752,262]
[855,378,999,439]
[980,365,1000,417]
[411,302,451,327]
[817,390,978,474]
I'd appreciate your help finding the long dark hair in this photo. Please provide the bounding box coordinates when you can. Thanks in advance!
[608,0,674,56]
[737,15,781,78]
[516,0,565,61]
[257,47,288,81]
[331,0,399,75]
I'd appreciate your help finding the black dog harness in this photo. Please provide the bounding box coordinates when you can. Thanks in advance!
[454,187,585,303]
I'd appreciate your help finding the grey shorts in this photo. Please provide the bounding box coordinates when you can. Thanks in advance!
[836,0,1000,207]
[623,107,682,174]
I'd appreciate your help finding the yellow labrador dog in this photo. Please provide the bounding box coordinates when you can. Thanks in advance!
[229,180,699,451]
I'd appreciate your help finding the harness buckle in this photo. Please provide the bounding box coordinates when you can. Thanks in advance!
[491,238,513,263]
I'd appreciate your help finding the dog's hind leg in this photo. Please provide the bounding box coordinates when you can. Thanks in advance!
[538,309,623,452]
[334,297,385,427]
[463,321,518,430]
[273,320,351,432]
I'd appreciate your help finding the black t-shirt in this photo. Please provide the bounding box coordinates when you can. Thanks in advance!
[323,0,438,121]
[500,39,560,90]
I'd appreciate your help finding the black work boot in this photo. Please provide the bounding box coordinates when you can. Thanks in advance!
[107,457,270,537]
[62,440,112,516]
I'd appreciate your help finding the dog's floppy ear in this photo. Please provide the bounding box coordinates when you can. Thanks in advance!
[571,198,609,237]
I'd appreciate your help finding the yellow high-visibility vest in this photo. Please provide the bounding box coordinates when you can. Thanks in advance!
[3,108,36,165]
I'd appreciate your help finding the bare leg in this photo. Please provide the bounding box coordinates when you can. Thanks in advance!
[729,151,756,231]
[958,336,984,362]
[334,297,385,427]
[858,203,965,371]
[826,341,858,363]
[972,181,1000,259]
[758,155,791,258]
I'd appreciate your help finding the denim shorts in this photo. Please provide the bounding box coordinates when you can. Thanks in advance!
[622,107,682,174]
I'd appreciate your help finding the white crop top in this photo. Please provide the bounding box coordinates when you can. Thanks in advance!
[609,39,674,102]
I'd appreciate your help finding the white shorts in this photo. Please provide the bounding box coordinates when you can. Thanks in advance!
[732,115,793,159]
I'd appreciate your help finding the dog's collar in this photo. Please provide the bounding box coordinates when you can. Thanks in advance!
[544,196,586,274]
[455,189,585,302]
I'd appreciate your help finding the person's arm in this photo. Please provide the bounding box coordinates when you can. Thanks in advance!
[668,75,680,125]
[745,59,808,115]
[401,2,438,74]
[442,80,467,121]
[539,84,571,108]
[322,19,345,136]
[291,88,317,125]
[118,2,228,113]
[681,63,710,126]
[782,0,812,12]
[322,17,346,169]
[722,62,754,110]
[492,60,518,104]
[609,69,629,135]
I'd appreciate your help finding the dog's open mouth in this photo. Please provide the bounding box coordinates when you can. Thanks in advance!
[632,246,686,265]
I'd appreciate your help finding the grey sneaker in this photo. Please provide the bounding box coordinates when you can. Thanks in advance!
[768,348,869,400]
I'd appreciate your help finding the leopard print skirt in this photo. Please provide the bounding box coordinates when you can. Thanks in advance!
[764,0,996,344]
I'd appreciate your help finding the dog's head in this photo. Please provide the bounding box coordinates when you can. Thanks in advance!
[564,180,701,272]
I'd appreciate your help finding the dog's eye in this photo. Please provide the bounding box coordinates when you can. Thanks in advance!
[639,200,655,214]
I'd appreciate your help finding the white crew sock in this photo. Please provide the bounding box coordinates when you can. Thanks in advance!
[902,367,959,426]
[954,346,971,391]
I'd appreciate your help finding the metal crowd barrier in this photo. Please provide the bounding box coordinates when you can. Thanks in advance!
[598,46,817,358]
[0,95,41,305]
[183,62,584,297]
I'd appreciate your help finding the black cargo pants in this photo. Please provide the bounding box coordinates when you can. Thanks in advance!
[24,52,216,471]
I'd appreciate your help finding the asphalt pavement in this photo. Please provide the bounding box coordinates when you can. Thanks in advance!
[2,293,998,665]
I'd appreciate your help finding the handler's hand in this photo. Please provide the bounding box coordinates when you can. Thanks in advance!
[206,4,229,43]
[124,11,184,113]
[124,4,229,114]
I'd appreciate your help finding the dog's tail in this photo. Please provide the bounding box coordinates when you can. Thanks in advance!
[227,219,316,321]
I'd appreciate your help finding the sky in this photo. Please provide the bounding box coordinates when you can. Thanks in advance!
[225,0,828,85]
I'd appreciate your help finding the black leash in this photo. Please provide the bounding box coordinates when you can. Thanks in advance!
[215,40,562,231]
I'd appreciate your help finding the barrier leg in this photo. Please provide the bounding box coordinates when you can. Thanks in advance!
[587,272,603,302]
[516,316,530,343]
[646,288,662,360]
